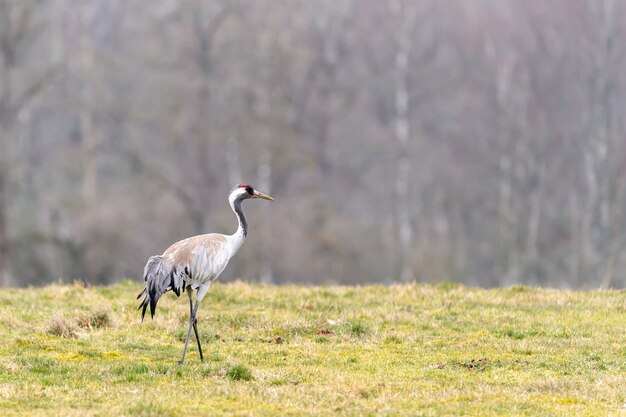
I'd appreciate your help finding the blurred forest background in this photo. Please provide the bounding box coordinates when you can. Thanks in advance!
[1,0,626,288]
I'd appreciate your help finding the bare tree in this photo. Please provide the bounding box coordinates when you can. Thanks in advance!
[0,0,57,285]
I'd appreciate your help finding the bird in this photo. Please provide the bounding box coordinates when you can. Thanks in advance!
[137,183,274,365]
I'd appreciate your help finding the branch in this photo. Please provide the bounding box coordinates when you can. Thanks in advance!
[8,63,60,121]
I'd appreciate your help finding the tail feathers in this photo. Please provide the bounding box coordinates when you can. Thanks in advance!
[137,255,183,320]
[136,288,148,321]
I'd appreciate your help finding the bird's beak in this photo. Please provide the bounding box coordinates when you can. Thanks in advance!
[252,190,274,201]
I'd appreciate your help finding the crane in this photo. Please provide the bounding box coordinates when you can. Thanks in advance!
[137,183,274,365]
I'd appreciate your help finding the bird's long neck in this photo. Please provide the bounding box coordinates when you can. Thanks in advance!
[228,197,247,254]
[232,198,248,238]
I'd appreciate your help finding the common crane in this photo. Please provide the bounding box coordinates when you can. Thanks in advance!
[137,184,274,365]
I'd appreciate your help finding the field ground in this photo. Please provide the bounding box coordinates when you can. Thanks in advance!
[0,281,625,416]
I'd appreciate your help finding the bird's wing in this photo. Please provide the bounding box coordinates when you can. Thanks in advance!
[164,234,228,283]
[138,234,229,320]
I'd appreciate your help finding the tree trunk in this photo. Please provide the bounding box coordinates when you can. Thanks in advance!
[257,145,273,283]
[255,36,274,283]
[77,5,99,282]
[391,0,414,282]
[600,170,625,288]
[568,188,582,286]
[0,123,11,286]
[80,62,97,218]
[525,163,545,282]
[0,8,12,286]
[581,0,615,287]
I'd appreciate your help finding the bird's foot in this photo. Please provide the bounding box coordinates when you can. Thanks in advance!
[178,359,185,366]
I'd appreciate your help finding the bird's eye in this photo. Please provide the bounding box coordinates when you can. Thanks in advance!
[245,185,254,195]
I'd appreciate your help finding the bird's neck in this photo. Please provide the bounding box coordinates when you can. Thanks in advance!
[229,197,247,250]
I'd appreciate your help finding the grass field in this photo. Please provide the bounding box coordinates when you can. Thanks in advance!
[0,281,625,416]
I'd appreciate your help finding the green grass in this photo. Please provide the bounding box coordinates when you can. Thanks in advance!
[0,280,625,416]
[227,364,253,381]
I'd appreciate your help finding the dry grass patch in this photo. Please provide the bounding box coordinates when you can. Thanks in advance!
[76,309,112,330]
[46,314,77,338]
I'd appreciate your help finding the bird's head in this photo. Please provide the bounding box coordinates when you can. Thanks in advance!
[229,183,274,204]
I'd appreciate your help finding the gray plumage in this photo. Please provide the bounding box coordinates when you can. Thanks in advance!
[137,184,274,365]
[137,255,181,320]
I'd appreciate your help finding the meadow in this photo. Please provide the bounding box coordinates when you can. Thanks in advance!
[0,281,624,416]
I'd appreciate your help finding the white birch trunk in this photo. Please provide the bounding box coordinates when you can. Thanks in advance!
[255,39,274,284]
[583,0,615,286]
[257,145,273,283]
[0,8,12,286]
[525,163,545,281]
[0,123,11,286]
[79,6,98,221]
[391,0,414,282]
[568,188,582,285]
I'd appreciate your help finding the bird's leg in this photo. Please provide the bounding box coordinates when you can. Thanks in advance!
[193,319,204,361]
[179,284,209,365]
[179,298,200,366]
[188,290,204,362]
